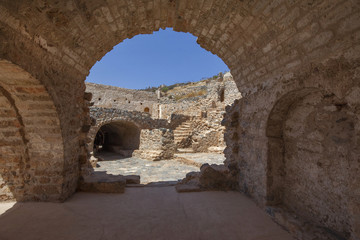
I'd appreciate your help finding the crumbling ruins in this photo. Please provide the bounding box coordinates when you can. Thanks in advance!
[0,1,359,240]
[86,72,239,161]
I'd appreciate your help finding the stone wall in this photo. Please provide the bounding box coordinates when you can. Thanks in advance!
[86,83,158,115]
[87,74,241,155]
[95,121,140,156]
[158,74,241,120]
[87,107,169,153]
[223,60,360,239]
[133,128,176,161]
[0,61,65,201]
[281,91,355,236]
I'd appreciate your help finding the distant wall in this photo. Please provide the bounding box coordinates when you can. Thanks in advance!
[86,82,158,114]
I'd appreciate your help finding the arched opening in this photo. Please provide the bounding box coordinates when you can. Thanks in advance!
[94,121,140,158]
[85,29,240,185]
[266,88,358,239]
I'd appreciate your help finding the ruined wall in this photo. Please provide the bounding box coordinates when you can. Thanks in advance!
[87,74,241,155]
[86,83,157,114]
[158,74,241,120]
[133,128,176,161]
[87,107,169,153]
[223,73,242,106]
[97,121,140,151]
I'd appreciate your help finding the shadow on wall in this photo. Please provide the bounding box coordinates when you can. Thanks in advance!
[93,121,140,159]
[0,60,65,202]
[266,87,359,239]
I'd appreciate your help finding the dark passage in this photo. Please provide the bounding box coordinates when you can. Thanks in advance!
[94,121,140,158]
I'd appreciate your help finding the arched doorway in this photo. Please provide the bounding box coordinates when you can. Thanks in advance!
[94,121,140,158]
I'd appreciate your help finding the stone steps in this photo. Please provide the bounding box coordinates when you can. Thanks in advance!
[174,120,193,144]
[176,128,191,131]
[174,132,192,137]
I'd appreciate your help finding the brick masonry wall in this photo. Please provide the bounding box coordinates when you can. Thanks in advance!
[0,60,64,201]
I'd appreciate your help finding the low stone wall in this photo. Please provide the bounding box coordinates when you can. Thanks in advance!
[133,129,176,161]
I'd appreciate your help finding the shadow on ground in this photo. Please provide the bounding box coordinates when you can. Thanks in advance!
[0,187,293,240]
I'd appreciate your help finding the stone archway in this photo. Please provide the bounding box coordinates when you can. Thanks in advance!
[0,60,65,201]
[266,87,359,239]
[94,121,140,158]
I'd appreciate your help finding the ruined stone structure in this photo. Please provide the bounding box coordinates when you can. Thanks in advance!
[133,128,176,160]
[87,107,169,154]
[87,73,241,155]
[86,82,158,115]
[0,1,359,239]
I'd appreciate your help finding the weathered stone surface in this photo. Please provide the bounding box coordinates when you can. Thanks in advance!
[198,164,237,190]
[124,175,140,185]
[86,83,157,115]
[87,107,169,154]
[0,1,359,239]
[133,128,176,161]
[176,164,238,192]
[79,172,126,193]
[89,156,98,168]
[175,184,202,193]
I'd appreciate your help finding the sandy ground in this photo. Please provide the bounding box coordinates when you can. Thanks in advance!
[0,187,293,240]
[0,187,292,240]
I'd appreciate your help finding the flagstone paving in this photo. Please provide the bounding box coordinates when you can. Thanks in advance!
[94,152,225,184]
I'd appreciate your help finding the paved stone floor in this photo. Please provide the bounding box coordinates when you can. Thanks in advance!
[0,187,293,240]
[95,152,225,184]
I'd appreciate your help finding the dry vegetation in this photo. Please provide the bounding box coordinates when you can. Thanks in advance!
[174,89,207,101]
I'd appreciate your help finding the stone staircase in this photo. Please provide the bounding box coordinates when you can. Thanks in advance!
[174,120,193,144]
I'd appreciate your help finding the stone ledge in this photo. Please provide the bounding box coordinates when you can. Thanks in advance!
[78,172,126,193]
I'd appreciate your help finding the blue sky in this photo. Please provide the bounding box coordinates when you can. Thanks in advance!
[86,28,229,89]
